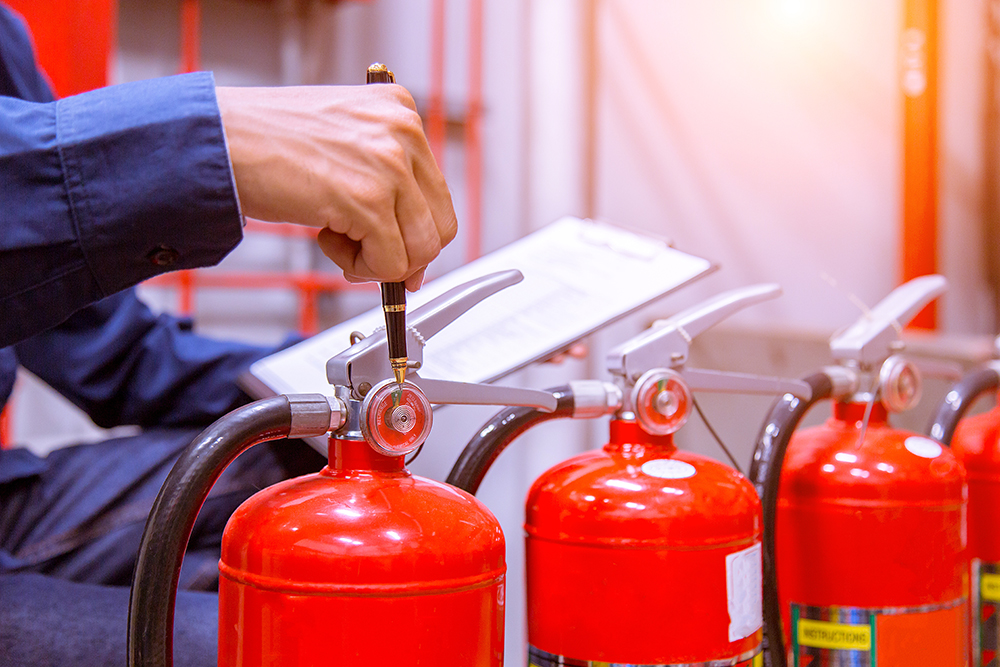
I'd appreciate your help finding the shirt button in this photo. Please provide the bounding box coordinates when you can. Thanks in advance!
[147,245,180,267]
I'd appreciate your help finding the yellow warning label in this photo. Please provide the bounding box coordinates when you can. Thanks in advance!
[797,618,871,651]
[982,573,1000,603]
[752,653,764,667]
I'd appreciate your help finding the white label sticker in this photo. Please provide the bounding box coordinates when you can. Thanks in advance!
[640,459,696,479]
[905,436,943,459]
[726,543,763,642]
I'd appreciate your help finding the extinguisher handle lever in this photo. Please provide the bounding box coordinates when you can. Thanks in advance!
[410,376,558,412]
[608,283,781,381]
[681,368,812,401]
[830,274,947,368]
[327,270,524,396]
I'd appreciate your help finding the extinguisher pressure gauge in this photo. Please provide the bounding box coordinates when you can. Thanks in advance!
[361,380,433,457]
[878,355,922,413]
[632,369,692,435]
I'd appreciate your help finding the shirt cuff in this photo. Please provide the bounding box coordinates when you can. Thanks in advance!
[56,71,244,297]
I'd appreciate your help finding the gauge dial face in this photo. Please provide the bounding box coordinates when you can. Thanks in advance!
[361,380,433,456]
[632,369,691,436]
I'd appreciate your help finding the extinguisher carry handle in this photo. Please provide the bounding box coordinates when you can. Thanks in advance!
[327,269,523,396]
[927,361,1000,445]
[608,283,781,381]
[830,274,946,368]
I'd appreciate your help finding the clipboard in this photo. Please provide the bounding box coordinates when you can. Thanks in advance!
[240,217,715,402]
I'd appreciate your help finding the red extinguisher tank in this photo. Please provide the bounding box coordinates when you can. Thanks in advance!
[777,401,967,666]
[952,407,1000,666]
[218,434,506,666]
[750,274,969,667]
[127,271,561,667]
[447,284,815,666]
[526,419,764,666]
[929,361,1000,666]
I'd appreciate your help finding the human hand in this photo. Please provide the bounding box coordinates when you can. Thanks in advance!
[545,343,589,365]
[216,84,457,291]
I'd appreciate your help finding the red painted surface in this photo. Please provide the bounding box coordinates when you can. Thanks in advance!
[525,419,762,665]
[777,401,967,664]
[4,0,116,98]
[900,0,939,329]
[951,403,1000,666]
[219,437,506,666]
[952,404,1000,563]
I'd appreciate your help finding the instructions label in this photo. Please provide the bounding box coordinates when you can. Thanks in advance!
[797,618,872,651]
[982,573,1000,603]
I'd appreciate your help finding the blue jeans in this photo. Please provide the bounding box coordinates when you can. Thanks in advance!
[0,429,324,666]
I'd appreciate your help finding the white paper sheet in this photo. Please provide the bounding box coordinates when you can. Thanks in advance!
[242,217,714,398]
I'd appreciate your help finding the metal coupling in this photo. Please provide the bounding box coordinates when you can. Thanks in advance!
[821,366,860,401]
[286,393,347,437]
[568,380,624,419]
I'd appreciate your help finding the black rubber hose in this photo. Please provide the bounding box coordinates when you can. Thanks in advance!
[748,373,833,667]
[127,396,294,667]
[447,385,575,495]
[927,366,1000,446]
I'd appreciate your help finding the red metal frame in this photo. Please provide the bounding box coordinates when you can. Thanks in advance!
[3,0,116,98]
[900,0,939,329]
[428,0,447,168]
[466,0,483,263]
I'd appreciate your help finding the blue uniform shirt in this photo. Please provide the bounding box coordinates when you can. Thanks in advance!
[0,5,276,481]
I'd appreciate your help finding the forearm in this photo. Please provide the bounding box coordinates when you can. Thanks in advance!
[0,73,243,348]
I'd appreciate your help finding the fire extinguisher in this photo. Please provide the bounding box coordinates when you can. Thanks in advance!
[448,283,813,666]
[928,337,1000,667]
[126,270,562,667]
[750,274,968,667]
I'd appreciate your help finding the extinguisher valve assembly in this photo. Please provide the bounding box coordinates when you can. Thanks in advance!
[607,283,813,435]
[448,283,812,491]
[822,274,959,410]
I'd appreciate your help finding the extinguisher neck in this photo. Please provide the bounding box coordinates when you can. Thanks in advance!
[606,419,677,456]
[329,437,406,472]
[832,400,889,426]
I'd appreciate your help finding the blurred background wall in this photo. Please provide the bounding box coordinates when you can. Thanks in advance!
[5,0,999,661]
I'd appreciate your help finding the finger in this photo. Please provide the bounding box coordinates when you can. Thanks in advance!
[397,110,458,250]
[317,228,375,282]
[394,172,443,273]
[343,272,368,284]
[351,188,411,281]
[404,267,426,292]
[319,212,407,283]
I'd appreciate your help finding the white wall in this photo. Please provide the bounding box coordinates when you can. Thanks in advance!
[8,0,998,664]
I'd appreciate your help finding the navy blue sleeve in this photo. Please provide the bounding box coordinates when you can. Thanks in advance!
[0,5,53,102]
[0,71,245,348]
[13,291,275,428]
[0,5,272,429]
